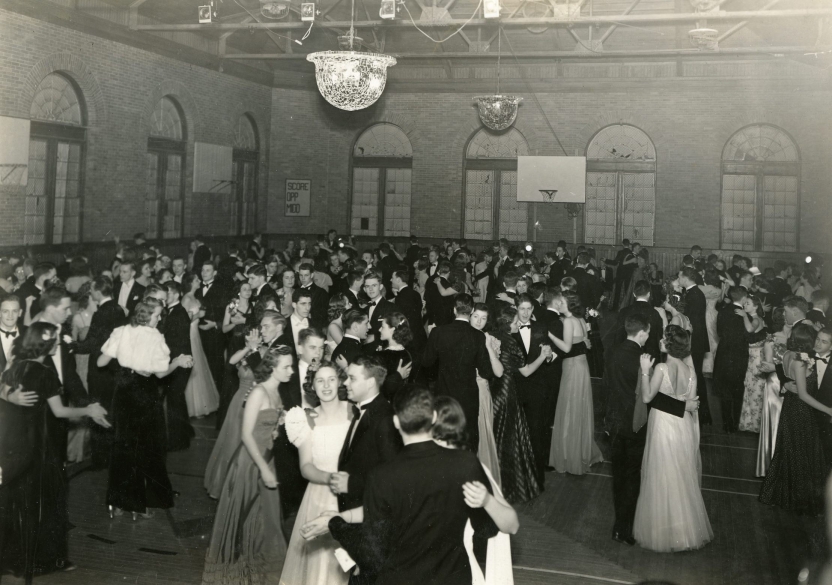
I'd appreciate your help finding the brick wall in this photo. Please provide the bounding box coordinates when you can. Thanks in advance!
[0,8,272,245]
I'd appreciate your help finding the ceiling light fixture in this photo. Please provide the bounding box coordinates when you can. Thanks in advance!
[474,27,522,131]
[306,0,396,111]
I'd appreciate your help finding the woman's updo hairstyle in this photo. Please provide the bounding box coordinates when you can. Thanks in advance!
[302,360,348,407]
[667,292,686,315]
[384,311,413,347]
[495,304,518,334]
[664,324,692,360]
[131,301,158,327]
[787,323,817,354]
[771,307,786,333]
[11,321,58,360]
[431,395,469,451]
[253,344,293,383]
[562,290,583,316]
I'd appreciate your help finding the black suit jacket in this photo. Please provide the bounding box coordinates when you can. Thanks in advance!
[112,280,146,316]
[365,297,396,349]
[377,255,399,298]
[162,304,192,358]
[807,309,829,330]
[394,286,426,348]
[714,304,750,385]
[15,279,40,324]
[512,321,553,388]
[330,441,497,585]
[770,277,792,306]
[43,330,87,407]
[331,336,365,367]
[423,320,494,416]
[615,300,664,360]
[0,325,26,373]
[572,266,603,312]
[193,244,212,271]
[605,339,687,438]
[195,281,227,326]
[344,288,361,311]
[683,285,710,355]
[337,393,403,511]
[300,283,329,329]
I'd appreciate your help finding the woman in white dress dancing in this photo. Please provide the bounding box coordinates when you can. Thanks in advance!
[634,325,713,552]
[183,297,220,418]
[280,361,354,585]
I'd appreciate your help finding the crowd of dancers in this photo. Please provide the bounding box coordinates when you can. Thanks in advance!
[0,230,828,583]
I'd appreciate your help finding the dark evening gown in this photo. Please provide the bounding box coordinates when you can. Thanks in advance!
[759,357,826,516]
[202,407,287,584]
[108,368,175,513]
[377,347,412,403]
[491,332,542,504]
[0,361,69,577]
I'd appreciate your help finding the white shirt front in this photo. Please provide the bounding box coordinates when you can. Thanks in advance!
[118,279,134,309]
[0,327,18,362]
[349,393,379,446]
[518,321,532,353]
[818,352,830,385]
[291,314,308,347]
[298,359,313,409]
[367,297,381,322]
[173,274,183,283]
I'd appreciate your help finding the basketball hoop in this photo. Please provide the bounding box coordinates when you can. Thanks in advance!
[539,189,558,202]
[0,164,26,186]
[565,203,582,219]
[688,28,718,51]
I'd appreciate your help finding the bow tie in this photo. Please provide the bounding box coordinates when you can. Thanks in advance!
[202,282,213,288]
[0,329,17,339]
[819,356,830,364]
[518,323,531,330]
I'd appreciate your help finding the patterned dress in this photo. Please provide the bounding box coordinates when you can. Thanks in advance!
[491,332,542,504]
[739,329,768,433]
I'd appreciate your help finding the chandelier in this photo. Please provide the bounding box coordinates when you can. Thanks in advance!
[259,0,289,19]
[306,0,396,111]
[474,27,522,131]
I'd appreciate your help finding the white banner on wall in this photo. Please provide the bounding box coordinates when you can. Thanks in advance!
[285,179,311,216]
[193,142,233,193]
[517,156,587,203]
[0,116,31,186]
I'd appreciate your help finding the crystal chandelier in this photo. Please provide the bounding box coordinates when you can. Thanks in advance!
[259,0,290,19]
[306,0,396,111]
[474,27,522,131]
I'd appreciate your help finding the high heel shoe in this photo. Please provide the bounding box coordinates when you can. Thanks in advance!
[108,505,123,519]
[131,510,155,521]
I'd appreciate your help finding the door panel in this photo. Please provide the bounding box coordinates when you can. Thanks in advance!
[464,170,494,240]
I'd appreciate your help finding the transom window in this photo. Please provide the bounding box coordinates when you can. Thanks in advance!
[584,125,656,246]
[463,128,530,241]
[721,124,800,252]
[231,114,259,236]
[145,96,186,239]
[350,124,413,237]
[26,73,86,245]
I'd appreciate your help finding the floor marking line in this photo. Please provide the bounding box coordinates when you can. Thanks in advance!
[584,473,758,497]
[513,565,636,584]
[595,461,762,483]
[700,442,757,451]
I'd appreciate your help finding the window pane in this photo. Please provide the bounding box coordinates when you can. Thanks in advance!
[383,168,411,237]
[30,73,83,126]
[464,170,494,240]
[145,153,160,239]
[721,174,756,251]
[150,97,184,140]
[584,171,617,245]
[467,128,529,159]
[355,124,412,158]
[352,168,379,236]
[25,139,48,245]
[162,154,183,238]
[620,173,655,246]
[587,125,655,161]
[498,171,527,241]
[52,142,81,244]
[762,175,798,252]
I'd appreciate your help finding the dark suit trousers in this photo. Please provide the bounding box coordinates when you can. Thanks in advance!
[88,361,116,468]
[716,378,744,432]
[165,368,194,451]
[691,350,711,426]
[200,329,226,390]
[610,427,647,538]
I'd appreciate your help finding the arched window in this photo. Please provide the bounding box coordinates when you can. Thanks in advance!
[351,124,413,237]
[145,96,186,239]
[584,124,657,246]
[463,128,530,241]
[26,73,86,244]
[721,124,800,252]
[231,114,259,236]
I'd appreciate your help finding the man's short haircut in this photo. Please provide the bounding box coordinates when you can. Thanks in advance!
[819,327,832,340]
[503,270,519,288]
[0,295,21,308]
[172,256,185,264]
[348,271,365,287]
[248,264,267,278]
[354,355,387,388]
[691,245,702,252]
[530,281,547,298]
[624,313,650,336]
[379,242,391,254]
[298,326,325,346]
[454,293,474,316]
[773,259,788,274]
[292,288,313,303]
[92,275,114,297]
[682,254,694,265]
[40,285,69,310]
[543,286,564,307]
[343,309,368,331]
[392,384,435,435]
[33,262,56,282]
[515,293,535,308]
[633,280,651,298]
[392,269,408,282]
[728,285,749,303]
[143,284,165,299]
[298,262,315,274]
[679,266,699,283]
[201,259,216,271]
[364,270,382,283]
[784,295,809,315]
[164,281,182,296]
[261,309,286,329]
[576,253,590,265]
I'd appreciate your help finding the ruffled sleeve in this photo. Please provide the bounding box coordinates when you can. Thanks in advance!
[101,326,126,359]
[284,406,313,447]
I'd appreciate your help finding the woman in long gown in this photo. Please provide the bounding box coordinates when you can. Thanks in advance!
[184,297,220,418]
[699,271,724,391]
[470,303,503,488]
[756,308,789,477]
[68,281,97,463]
[759,324,829,515]
[737,296,768,433]
[491,305,542,504]
[217,282,254,428]
[548,291,604,475]
[98,300,193,520]
[203,346,293,584]
[0,323,110,577]
[634,325,713,552]
[280,361,353,585]
[615,245,642,310]
[376,312,413,404]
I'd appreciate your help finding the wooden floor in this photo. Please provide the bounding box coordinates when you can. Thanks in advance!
[2,390,825,585]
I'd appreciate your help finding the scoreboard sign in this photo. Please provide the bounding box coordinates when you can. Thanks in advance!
[285,179,311,217]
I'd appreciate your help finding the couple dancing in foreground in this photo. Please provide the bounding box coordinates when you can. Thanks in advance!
[203,350,517,585]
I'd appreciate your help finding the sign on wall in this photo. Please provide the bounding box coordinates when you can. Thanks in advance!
[517,156,587,203]
[285,179,311,216]
[193,142,233,193]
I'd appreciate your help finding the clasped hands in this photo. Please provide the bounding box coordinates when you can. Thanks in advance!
[639,354,699,413]
[329,471,349,495]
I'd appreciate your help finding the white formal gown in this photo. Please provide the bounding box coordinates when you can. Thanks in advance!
[184,319,219,417]
[634,363,713,552]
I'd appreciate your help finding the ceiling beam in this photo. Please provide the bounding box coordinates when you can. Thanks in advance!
[717,0,781,43]
[223,44,832,59]
[132,9,832,31]
[598,0,643,44]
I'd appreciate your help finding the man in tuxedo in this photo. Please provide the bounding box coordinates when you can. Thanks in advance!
[487,242,511,301]
[192,235,212,273]
[161,282,194,451]
[607,239,631,310]
[680,267,711,425]
[290,327,326,410]
[572,253,603,312]
[343,271,365,310]
[391,269,426,354]
[247,264,271,304]
[195,261,227,390]
[783,295,812,336]
[538,287,566,464]
[606,314,693,545]
[423,293,494,450]
[326,385,498,585]
[16,262,56,325]
[298,262,329,329]
[808,291,829,329]
[404,235,421,277]
[714,286,750,432]
[73,276,126,467]
[0,296,24,374]
[332,310,369,367]
[614,280,663,361]
[278,288,312,356]
[768,260,793,307]
[491,270,519,311]
[376,243,399,299]
[363,271,395,351]
[425,248,441,284]
[514,294,555,484]
[113,261,145,317]
[810,328,832,460]
[171,256,187,284]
